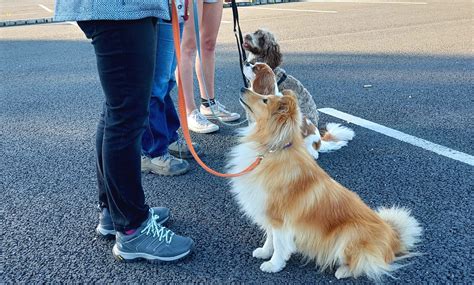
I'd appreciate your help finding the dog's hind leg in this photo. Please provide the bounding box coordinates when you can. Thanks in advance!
[253,228,274,259]
[260,228,295,273]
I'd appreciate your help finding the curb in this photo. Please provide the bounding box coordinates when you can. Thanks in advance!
[0,0,300,27]
[1,17,54,27]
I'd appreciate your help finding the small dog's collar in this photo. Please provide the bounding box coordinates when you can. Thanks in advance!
[261,142,293,157]
[277,72,287,86]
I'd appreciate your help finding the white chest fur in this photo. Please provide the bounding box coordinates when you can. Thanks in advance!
[227,134,269,228]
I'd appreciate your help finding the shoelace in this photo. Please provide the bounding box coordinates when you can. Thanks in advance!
[141,209,175,244]
[175,137,186,158]
[213,101,231,115]
[193,111,213,126]
[157,152,172,162]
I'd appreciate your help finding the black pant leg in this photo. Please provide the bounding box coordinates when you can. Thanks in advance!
[78,18,157,232]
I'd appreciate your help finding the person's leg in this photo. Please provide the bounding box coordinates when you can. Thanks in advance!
[195,0,222,101]
[141,20,189,176]
[162,22,183,145]
[142,20,180,158]
[79,18,155,232]
[179,1,219,133]
[197,0,240,122]
[96,105,107,209]
[78,18,194,262]
[179,2,200,114]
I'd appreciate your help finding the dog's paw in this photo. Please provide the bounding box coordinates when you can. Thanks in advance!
[260,261,285,273]
[335,265,352,279]
[252,247,273,259]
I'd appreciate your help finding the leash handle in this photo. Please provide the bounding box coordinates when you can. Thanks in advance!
[171,1,261,178]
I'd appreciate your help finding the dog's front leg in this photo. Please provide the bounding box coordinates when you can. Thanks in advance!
[260,228,295,273]
[253,228,273,259]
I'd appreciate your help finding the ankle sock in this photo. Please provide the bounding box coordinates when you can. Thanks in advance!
[124,229,137,235]
[201,98,215,108]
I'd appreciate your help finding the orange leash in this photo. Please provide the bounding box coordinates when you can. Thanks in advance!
[170,2,262,178]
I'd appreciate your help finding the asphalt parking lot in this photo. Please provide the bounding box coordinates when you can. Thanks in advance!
[1,0,473,283]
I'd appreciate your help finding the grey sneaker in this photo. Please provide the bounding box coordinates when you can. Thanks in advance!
[200,100,241,122]
[96,207,170,239]
[141,153,189,176]
[168,140,202,159]
[112,208,194,262]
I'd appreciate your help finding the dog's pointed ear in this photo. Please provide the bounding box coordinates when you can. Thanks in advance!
[266,42,282,70]
[276,91,298,120]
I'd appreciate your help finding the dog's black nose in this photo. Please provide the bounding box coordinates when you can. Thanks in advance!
[244,61,250,66]
[240,87,248,93]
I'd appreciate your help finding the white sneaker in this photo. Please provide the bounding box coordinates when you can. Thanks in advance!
[200,101,241,122]
[187,109,219,134]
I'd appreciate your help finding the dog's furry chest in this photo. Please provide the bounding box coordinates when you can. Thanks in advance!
[228,142,269,227]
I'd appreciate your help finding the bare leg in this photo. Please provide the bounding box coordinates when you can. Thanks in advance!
[179,0,204,113]
[195,0,223,101]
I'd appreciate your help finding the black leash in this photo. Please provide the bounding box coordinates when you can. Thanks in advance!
[231,0,249,88]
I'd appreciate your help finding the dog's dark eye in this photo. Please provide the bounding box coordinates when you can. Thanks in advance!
[262,98,268,104]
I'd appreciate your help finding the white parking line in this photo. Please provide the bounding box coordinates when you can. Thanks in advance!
[306,0,427,4]
[249,7,338,13]
[319,108,474,166]
[38,4,53,13]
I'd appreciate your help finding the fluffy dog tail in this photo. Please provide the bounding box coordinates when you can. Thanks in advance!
[318,123,355,153]
[336,207,422,281]
[376,206,422,254]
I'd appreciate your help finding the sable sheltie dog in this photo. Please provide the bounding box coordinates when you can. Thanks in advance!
[228,88,422,281]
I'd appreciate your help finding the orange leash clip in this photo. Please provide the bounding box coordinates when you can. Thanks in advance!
[170,1,262,178]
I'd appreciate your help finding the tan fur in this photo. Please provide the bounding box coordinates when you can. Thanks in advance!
[251,63,277,95]
[238,89,412,279]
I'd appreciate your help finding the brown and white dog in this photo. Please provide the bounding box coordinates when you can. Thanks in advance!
[229,88,422,281]
[243,61,354,159]
[243,28,319,126]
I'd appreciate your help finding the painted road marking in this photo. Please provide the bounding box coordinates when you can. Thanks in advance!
[38,4,53,13]
[307,0,427,5]
[249,7,338,13]
[319,108,474,166]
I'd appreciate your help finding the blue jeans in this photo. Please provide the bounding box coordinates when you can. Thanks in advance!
[142,20,183,158]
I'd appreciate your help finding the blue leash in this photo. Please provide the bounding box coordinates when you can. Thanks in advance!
[192,1,247,126]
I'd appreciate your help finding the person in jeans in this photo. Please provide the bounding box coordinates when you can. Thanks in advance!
[180,0,240,134]
[54,0,193,262]
[141,18,202,176]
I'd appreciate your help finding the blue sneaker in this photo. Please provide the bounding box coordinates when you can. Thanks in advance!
[96,207,170,239]
[112,208,194,262]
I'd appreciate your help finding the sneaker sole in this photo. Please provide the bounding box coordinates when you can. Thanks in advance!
[188,126,219,134]
[150,167,189,176]
[143,165,189,176]
[112,244,192,263]
[96,216,170,239]
[203,114,241,122]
